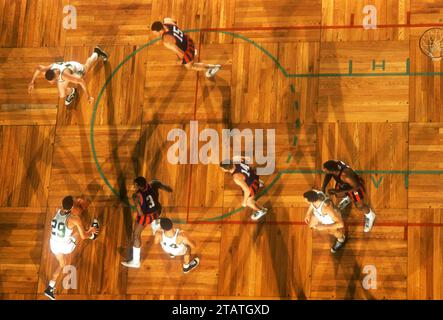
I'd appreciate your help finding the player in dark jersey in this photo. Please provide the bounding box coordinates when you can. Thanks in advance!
[151,18,221,77]
[219,158,268,221]
[121,176,172,268]
[321,160,376,232]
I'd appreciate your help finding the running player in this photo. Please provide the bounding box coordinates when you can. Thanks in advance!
[121,177,172,268]
[219,158,268,221]
[28,46,108,106]
[304,190,346,253]
[154,218,199,273]
[44,196,99,300]
[151,18,221,77]
[321,160,376,232]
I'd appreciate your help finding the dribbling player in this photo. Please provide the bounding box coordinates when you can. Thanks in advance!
[321,160,376,232]
[219,158,268,221]
[28,46,108,106]
[44,196,99,300]
[154,218,199,273]
[151,18,221,77]
[303,190,346,253]
[121,177,172,268]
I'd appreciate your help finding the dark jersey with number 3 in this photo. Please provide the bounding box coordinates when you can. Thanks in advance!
[135,184,161,214]
[163,24,189,52]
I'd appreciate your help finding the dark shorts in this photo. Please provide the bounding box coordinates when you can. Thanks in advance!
[182,36,196,65]
[245,179,260,198]
[336,180,366,203]
[136,210,161,226]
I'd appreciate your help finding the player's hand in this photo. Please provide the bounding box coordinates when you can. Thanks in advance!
[304,215,310,225]
[28,82,34,93]
[88,96,95,104]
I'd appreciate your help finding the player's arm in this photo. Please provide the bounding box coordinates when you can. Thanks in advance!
[131,193,145,217]
[304,205,314,224]
[70,215,96,240]
[233,175,251,207]
[163,17,177,25]
[154,230,162,244]
[180,232,196,249]
[61,72,94,104]
[162,35,184,61]
[28,65,51,93]
[314,202,344,231]
[150,180,173,193]
[321,174,333,193]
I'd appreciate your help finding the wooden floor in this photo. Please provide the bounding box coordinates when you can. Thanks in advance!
[1,0,443,300]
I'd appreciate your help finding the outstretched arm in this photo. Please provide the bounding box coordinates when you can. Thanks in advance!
[28,65,51,93]
[180,232,196,249]
[71,216,96,240]
[150,180,173,193]
[321,174,333,193]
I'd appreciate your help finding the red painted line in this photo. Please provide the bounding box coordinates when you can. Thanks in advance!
[185,220,443,227]
[199,22,443,32]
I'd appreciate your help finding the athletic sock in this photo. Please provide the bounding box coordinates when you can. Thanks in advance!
[365,210,375,218]
[133,247,141,263]
[49,280,56,288]
[91,52,98,60]
[337,236,346,243]
[183,263,189,268]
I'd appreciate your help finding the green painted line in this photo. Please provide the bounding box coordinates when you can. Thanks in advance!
[295,119,301,129]
[370,175,383,189]
[286,153,293,163]
[406,58,410,73]
[290,84,296,93]
[294,101,299,110]
[372,60,386,71]
[292,136,298,146]
[405,174,409,189]
[348,60,353,74]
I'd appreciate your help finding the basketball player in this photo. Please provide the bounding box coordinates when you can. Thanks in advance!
[321,160,376,232]
[219,158,268,221]
[44,196,99,300]
[151,18,221,77]
[154,218,199,273]
[121,177,172,268]
[28,46,108,106]
[303,190,346,253]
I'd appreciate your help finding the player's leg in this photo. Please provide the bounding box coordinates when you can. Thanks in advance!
[60,81,77,106]
[83,47,108,74]
[44,253,65,300]
[355,200,376,232]
[121,218,145,268]
[182,246,199,273]
[330,227,347,253]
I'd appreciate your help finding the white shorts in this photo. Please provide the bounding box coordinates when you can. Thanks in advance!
[161,244,188,257]
[66,61,86,77]
[50,238,76,255]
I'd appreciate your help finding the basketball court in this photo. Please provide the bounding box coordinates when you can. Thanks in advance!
[0,0,443,300]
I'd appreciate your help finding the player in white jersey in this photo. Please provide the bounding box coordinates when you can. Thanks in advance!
[44,196,99,300]
[154,218,199,273]
[28,46,108,106]
[303,190,346,253]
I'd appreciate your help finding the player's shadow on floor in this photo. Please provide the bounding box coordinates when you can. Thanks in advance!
[253,200,307,299]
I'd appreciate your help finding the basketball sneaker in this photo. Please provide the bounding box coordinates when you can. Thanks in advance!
[90,219,100,240]
[65,88,77,106]
[251,208,268,221]
[94,46,109,62]
[183,257,200,273]
[338,196,351,211]
[205,65,221,78]
[331,236,346,254]
[121,260,141,268]
[364,211,376,233]
[44,286,56,300]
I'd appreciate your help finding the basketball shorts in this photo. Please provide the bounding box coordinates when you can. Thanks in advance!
[246,179,260,198]
[182,36,196,65]
[50,238,76,255]
[336,181,365,203]
[136,210,161,226]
